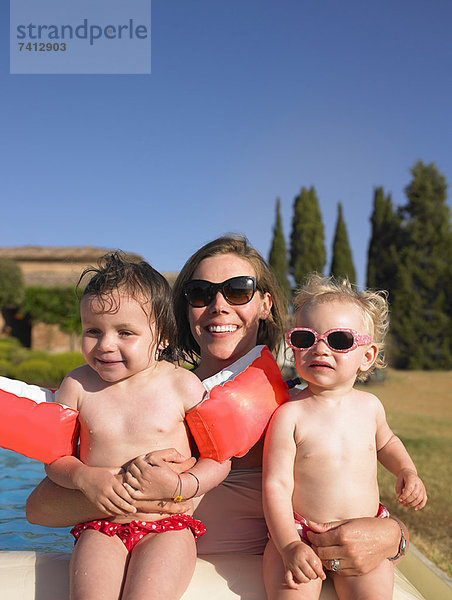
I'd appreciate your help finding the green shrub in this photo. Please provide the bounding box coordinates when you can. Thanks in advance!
[0,337,22,361]
[12,359,57,387]
[27,349,53,362]
[0,359,12,377]
[47,352,85,383]
[0,338,31,365]
[0,337,85,387]
[9,352,85,387]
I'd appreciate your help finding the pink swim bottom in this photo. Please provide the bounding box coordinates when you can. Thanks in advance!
[294,503,390,543]
[71,515,206,552]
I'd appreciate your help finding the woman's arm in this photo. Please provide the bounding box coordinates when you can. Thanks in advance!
[306,516,409,576]
[45,456,136,516]
[26,476,106,526]
[26,449,196,527]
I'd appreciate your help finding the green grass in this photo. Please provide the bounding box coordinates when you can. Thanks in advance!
[359,370,452,577]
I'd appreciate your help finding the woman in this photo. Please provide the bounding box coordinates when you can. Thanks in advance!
[26,235,408,582]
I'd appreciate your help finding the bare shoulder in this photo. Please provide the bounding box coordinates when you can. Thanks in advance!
[157,361,204,411]
[270,388,309,422]
[352,388,384,411]
[282,386,312,410]
[57,364,93,409]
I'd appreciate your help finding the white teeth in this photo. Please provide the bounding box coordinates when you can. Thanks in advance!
[208,325,238,333]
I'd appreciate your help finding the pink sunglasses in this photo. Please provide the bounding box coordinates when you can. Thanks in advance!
[286,327,372,353]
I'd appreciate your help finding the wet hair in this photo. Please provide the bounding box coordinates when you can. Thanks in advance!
[293,273,389,382]
[78,251,178,362]
[173,234,287,366]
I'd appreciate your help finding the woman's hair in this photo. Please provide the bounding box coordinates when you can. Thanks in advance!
[78,251,178,361]
[173,234,287,365]
[293,273,389,382]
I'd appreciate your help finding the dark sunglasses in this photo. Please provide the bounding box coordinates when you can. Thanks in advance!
[184,276,257,308]
[286,327,372,353]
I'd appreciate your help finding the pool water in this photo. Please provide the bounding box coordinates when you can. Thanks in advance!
[0,447,72,552]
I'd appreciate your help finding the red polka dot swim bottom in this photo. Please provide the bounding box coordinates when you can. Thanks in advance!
[71,515,206,552]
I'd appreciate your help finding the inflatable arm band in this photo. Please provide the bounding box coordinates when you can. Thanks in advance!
[0,346,288,464]
[0,377,79,464]
[186,345,289,462]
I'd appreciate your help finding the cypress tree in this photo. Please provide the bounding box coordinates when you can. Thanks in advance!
[366,187,402,299]
[289,186,325,287]
[330,202,356,284]
[268,197,291,298]
[391,161,452,369]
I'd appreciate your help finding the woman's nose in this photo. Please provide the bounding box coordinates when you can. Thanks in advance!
[209,290,229,313]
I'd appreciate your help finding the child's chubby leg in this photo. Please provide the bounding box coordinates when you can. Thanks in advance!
[263,538,323,600]
[121,528,197,600]
[333,558,394,600]
[69,528,128,600]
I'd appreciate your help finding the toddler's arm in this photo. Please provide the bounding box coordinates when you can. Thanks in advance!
[375,397,427,510]
[45,457,136,515]
[45,372,136,516]
[263,404,325,587]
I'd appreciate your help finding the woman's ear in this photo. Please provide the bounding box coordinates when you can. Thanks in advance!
[359,342,378,373]
[259,292,272,320]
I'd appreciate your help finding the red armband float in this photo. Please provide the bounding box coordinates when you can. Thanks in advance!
[186,346,289,462]
[0,346,287,465]
[0,376,79,464]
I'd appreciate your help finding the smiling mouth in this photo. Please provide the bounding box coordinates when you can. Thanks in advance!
[97,359,123,365]
[207,325,238,333]
[309,362,333,369]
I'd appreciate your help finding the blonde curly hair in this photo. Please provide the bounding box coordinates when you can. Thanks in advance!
[293,274,389,382]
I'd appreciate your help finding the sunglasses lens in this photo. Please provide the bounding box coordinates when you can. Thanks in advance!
[327,331,354,350]
[290,330,316,349]
[184,277,256,307]
[223,277,255,305]
[184,282,212,307]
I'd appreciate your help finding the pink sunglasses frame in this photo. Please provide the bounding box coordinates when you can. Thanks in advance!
[286,327,373,353]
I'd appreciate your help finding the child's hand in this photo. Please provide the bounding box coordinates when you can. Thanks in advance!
[281,541,325,588]
[396,469,427,510]
[74,465,136,515]
[124,449,196,499]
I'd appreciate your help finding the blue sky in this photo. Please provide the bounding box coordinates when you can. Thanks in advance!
[1,0,451,288]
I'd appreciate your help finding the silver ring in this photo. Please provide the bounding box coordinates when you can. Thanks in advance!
[327,558,340,572]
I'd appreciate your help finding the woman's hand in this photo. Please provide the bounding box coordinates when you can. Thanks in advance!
[124,448,197,500]
[305,516,407,576]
